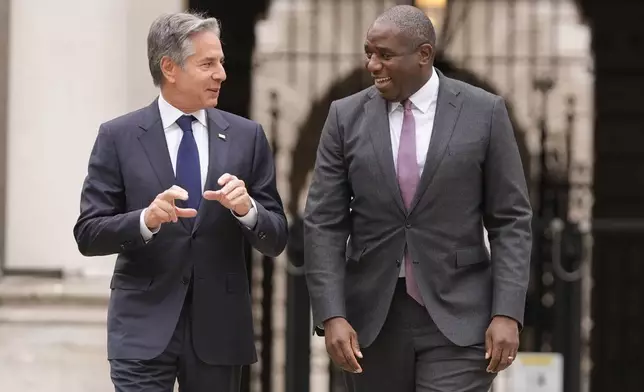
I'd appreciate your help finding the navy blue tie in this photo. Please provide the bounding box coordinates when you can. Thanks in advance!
[175,115,201,211]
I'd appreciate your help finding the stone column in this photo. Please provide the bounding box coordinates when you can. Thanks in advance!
[3,0,183,276]
[0,0,9,275]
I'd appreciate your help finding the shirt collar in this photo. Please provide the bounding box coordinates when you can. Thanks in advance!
[158,93,207,130]
[389,67,440,114]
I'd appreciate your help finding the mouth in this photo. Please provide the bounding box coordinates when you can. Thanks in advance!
[373,77,392,88]
[207,88,220,95]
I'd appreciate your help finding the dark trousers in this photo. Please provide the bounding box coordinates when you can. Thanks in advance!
[344,279,496,392]
[109,287,241,392]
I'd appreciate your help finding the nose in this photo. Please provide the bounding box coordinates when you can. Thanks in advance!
[366,56,383,73]
[212,63,226,82]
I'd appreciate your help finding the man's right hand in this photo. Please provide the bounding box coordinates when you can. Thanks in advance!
[143,185,198,230]
[323,317,363,373]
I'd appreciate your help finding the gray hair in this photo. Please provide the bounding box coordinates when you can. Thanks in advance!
[147,12,221,86]
[375,5,436,49]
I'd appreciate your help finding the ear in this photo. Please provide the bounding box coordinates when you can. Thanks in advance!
[418,43,433,66]
[160,56,178,84]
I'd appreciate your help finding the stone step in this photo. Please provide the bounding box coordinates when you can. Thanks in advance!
[0,276,110,307]
[0,304,107,325]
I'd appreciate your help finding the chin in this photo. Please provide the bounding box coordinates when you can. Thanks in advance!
[377,89,397,102]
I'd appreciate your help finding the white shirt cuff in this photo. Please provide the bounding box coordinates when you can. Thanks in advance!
[140,208,160,242]
[233,198,258,229]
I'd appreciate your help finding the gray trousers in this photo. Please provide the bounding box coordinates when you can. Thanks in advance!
[344,279,496,392]
[109,290,241,392]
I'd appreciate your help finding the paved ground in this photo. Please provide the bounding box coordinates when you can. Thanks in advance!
[0,276,115,391]
[0,309,110,391]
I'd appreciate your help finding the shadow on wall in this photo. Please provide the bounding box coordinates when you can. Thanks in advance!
[287,55,532,217]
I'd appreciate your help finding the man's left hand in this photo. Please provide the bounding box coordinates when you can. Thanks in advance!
[203,173,252,216]
[485,315,519,373]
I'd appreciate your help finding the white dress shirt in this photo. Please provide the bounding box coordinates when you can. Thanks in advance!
[389,68,440,277]
[139,94,257,240]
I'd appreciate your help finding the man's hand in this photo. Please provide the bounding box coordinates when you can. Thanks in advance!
[485,315,520,373]
[203,173,252,216]
[323,317,363,374]
[144,185,198,230]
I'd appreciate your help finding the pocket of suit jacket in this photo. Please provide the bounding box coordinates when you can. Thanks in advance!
[110,272,153,291]
[454,246,489,268]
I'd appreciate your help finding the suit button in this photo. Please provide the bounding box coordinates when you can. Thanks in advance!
[120,244,126,250]
[191,233,196,239]
[405,223,411,229]
[396,260,401,267]
[259,232,266,240]
[181,277,190,285]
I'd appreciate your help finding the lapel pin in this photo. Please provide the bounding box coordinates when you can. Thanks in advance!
[218,133,226,141]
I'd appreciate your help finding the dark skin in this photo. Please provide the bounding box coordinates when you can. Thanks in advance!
[324,19,520,375]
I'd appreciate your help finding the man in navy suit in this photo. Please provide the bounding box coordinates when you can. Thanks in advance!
[74,12,287,392]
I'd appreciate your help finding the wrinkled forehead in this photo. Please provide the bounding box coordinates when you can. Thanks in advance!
[364,20,407,51]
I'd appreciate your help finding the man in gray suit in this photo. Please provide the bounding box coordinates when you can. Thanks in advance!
[74,12,287,392]
[304,5,532,391]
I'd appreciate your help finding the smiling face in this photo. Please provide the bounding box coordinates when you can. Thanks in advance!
[160,30,226,112]
[364,20,433,102]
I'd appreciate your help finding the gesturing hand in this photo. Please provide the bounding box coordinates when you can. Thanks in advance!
[143,185,198,230]
[323,317,363,374]
[203,173,252,216]
[485,315,520,373]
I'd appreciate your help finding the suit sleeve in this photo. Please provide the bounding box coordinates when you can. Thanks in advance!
[483,96,533,327]
[238,124,288,258]
[73,124,146,256]
[303,101,352,327]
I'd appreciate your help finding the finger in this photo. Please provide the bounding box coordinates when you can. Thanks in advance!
[169,185,188,194]
[508,346,518,362]
[487,343,502,373]
[340,340,361,373]
[485,331,492,360]
[217,173,236,186]
[160,187,189,202]
[202,190,221,201]
[351,333,363,360]
[224,187,246,203]
[328,344,349,371]
[219,179,244,196]
[176,207,198,218]
[150,204,172,224]
[496,346,513,372]
[155,200,178,222]
[506,346,519,368]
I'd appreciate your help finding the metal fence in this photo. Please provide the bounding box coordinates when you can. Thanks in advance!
[251,0,593,391]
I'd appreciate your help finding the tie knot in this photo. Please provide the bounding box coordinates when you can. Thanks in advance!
[176,115,196,133]
[402,99,413,112]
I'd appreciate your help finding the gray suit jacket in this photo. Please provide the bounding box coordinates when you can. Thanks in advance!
[74,100,287,365]
[303,70,532,348]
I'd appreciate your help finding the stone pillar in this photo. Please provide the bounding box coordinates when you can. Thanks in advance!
[0,0,9,274]
[3,0,183,276]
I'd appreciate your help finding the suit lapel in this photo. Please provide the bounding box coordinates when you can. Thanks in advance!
[409,72,463,213]
[137,100,192,232]
[138,100,176,192]
[364,89,406,214]
[192,108,230,234]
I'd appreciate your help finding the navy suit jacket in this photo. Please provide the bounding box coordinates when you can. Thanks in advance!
[74,99,287,365]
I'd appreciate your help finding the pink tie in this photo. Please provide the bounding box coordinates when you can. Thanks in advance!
[396,100,424,305]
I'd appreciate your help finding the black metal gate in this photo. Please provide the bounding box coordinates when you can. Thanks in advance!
[254,0,593,391]
[254,1,411,391]
[437,1,593,392]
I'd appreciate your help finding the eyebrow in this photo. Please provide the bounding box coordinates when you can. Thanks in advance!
[364,45,393,53]
[199,56,224,63]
